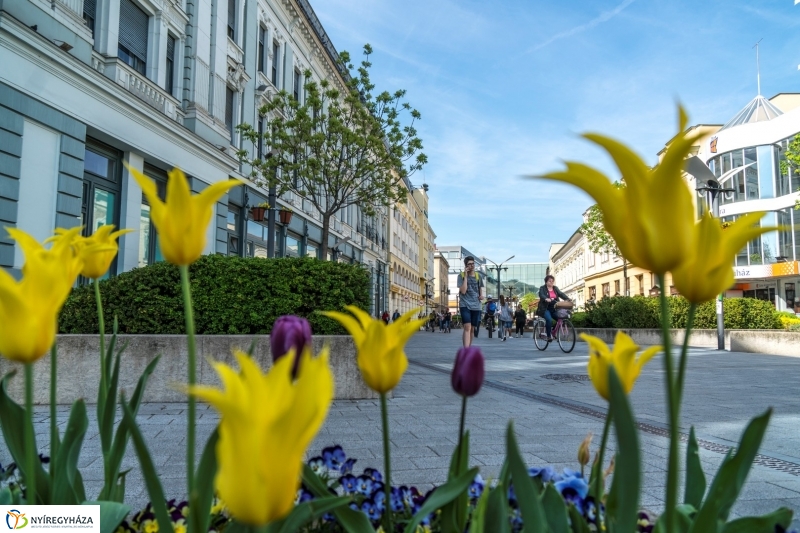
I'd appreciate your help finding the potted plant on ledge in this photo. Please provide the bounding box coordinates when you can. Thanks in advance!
[251,202,269,222]
[279,206,294,225]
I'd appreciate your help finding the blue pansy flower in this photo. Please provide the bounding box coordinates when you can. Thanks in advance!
[469,474,485,499]
[322,445,346,470]
[363,467,383,483]
[555,474,589,500]
[528,466,557,482]
[390,487,405,512]
[308,456,325,475]
[340,474,358,494]
[361,499,382,522]
[294,488,313,505]
[340,458,357,475]
[373,488,386,512]
[355,475,373,495]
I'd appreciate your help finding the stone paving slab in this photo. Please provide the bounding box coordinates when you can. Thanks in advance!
[1,331,800,528]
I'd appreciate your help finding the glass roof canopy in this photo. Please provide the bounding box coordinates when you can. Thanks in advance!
[720,95,783,131]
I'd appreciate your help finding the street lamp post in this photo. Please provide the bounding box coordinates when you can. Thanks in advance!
[689,156,735,351]
[485,255,515,300]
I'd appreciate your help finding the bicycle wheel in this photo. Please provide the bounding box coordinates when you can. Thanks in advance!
[557,319,576,353]
[533,320,548,351]
[487,321,493,338]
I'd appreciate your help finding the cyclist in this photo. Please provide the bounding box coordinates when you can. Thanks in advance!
[537,275,571,342]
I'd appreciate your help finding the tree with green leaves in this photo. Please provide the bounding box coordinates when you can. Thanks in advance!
[518,292,538,314]
[778,134,800,210]
[237,44,427,259]
[580,181,628,296]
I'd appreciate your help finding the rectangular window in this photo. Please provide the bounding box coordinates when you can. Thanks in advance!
[225,87,234,139]
[257,116,264,159]
[82,140,122,279]
[286,234,300,257]
[602,283,610,298]
[271,41,279,85]
[227,0,236,40]
[258,27,266,72]
[293,69,301,101]
[83,0,96,36]
[118,0,148,75]
[165,34,175,96]
[306,243,318,259]
[614,280,620,296]
[588,252,595,267]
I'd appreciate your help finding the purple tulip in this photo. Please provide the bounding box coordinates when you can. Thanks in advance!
[271,315,312,377]
[451,347,485,397]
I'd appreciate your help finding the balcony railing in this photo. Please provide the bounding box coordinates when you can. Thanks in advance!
[56,0,83,18]
[113,59,179,120]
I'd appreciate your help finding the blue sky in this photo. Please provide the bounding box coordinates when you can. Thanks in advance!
[313,0,800,263]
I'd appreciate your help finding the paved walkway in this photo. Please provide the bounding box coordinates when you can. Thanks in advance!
[4,330,800,528]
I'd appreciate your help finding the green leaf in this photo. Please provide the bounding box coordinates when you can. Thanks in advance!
[505,422,547,532]
[101,354,160,502]
[189,428,219,533]
[483,483,511,533]
[84,500,130,533]
[685,427,705,509]
[542,483,570,533]
[720,507,793,533]
[403,466,479,533]
[468,482,491,533]
[120,396,173,533]
[269,496,352,533]
[690,409,772,533]
[52,400,89,504]
[441,431,470,533]
[568,504,591,533]
[0,371,50,504]
[302,464,374,533]
[605,367,640,533]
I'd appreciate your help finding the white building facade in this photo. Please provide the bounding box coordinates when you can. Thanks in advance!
[550,230,586,309]
[1,0,389,312]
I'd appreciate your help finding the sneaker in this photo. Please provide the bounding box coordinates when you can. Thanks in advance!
[547,336,553,342]
[502,337,506,341]
[539,333,547,339]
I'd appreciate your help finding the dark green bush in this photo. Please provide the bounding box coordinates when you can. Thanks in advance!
[59,255,371,335]
[581,296,781,330]
[570,312,588,328]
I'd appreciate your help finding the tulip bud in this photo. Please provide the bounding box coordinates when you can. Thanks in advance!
[578,432,593,468]
[451,347,485,397]
[270,315,313,377]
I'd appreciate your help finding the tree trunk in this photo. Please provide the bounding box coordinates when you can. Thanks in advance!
[623,259,628,296]
[320,214,331,261]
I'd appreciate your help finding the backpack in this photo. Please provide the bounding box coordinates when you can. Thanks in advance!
[487,301,497,313]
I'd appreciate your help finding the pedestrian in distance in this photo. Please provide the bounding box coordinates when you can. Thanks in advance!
[381,310,390,325]
[514,305,527,338]
[392,309,401,322]
[499,295,513,341]
[458,255,484,347]
[443,310,452,332]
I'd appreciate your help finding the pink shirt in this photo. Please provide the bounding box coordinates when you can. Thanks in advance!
[548,289,556,299]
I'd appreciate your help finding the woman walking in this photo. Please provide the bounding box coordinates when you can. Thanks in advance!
[499,295,514,341]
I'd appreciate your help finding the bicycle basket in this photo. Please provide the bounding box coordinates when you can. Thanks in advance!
[556,308,570,319]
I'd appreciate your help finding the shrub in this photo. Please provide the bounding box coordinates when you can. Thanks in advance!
[570,311,588,328]
[59,255,371,335]
[581,295,781,330]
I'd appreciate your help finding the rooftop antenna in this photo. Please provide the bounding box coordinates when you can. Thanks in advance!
[753,38,763,95]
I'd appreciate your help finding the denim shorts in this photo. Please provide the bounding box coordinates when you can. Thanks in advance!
[502,320,513,328]
[460,307,481,327]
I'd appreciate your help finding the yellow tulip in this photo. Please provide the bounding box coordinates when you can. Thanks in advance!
[127,166,241,266]
[582,331,660,401]
[80,225,133,279]
[537,106,703,274]
[672,212,778,304]
[0,228,83,363]
[321,306,426,394]
[187,348,333,526]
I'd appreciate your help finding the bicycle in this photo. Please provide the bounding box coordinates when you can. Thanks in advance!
[484,312,496,339]
[532,308,576,353]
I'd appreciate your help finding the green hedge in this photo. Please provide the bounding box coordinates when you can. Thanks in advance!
[59,255,371,335]
[579,295,781,330]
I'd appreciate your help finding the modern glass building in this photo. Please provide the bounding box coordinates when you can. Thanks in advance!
[695,93,800,310]
[499,263,549,299]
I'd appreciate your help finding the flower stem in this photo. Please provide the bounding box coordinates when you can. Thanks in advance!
[676,303,697,406]
[94,278,106,393]
[380,392,392,533]
[658,274,678,533]
[24,363,36,504]
[457,395,467,453]
[592,411,611,503]
[180,265,197,495]
[49,345,58,481]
